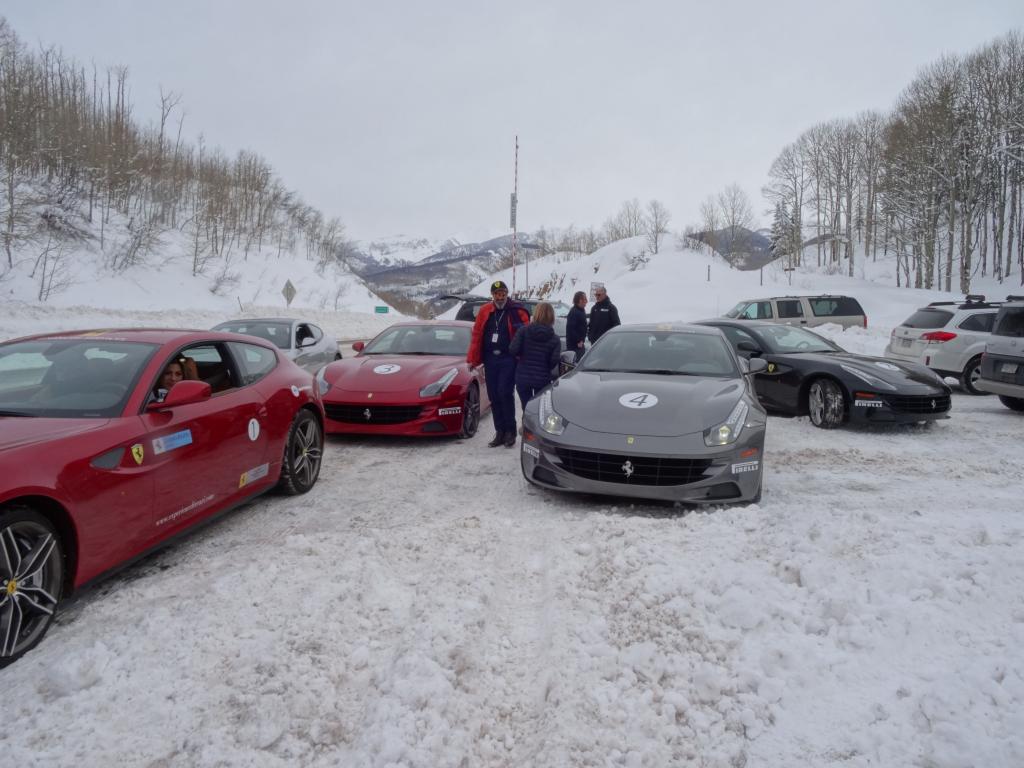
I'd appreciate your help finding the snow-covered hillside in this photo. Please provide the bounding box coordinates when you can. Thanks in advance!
[473,234,1022,331]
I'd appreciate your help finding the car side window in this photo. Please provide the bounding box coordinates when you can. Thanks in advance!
[809,298,839,316]
[777,300,804,319]
[958,313,995,332]
[993,308,1024,337]
[179,343,239,393]
[228,342,278,385]
[718,326,760,351]
[739,302,772,320]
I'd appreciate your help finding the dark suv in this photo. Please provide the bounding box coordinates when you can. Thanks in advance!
[977,296,1024,411]
[440,294,571,349]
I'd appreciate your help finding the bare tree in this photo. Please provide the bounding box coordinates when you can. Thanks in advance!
[645,199,670,254]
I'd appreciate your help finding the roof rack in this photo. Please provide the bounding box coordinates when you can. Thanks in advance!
[927,301,957,307]
[1006,295,1024,302]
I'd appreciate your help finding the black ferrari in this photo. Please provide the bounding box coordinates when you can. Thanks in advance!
[696,320,952,428]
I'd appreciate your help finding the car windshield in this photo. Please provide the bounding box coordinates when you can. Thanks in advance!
[724,302,750,318]
[0,339,158,418]
[580,330,738,376]
[216,321,293,350]
[363,325,471,355]
[755,325,842,354]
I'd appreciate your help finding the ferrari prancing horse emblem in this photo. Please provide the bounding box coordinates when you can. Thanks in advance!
[363,408,372,421]
[622,460,634,478]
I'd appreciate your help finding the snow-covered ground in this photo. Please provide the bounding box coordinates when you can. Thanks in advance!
[2,243,1023,766]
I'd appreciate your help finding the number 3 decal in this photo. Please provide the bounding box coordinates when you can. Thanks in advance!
[619,392,658,409]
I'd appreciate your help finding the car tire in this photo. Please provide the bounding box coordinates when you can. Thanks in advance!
[0,506,64,668]
[998,395,1024,412]
[807,378,846,429]
[459,384,481,439]
[277,409,324,495]
[960,357,988,395]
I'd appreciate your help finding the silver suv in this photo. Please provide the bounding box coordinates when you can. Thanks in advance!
[724,295,866,329]
[885,295,1002,395]
[977,296,1024,411]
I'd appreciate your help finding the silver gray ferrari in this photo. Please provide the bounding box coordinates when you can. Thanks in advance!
[520,323,768,505]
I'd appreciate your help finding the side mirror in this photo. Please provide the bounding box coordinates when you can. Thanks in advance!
[352,341,365,352]
[147,379,212,410]
[298,336,317,348]
[558,350,577,376]
[746,358,768,375]
[736,340,762,359]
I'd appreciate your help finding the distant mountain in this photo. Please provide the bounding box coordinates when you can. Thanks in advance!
[346,234,541,316]
[689,226,778,270]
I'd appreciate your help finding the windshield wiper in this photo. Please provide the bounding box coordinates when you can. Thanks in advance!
[0,409,36,417]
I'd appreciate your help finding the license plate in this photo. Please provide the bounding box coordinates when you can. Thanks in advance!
[900,338,912,348]
[1002,362,1019,374]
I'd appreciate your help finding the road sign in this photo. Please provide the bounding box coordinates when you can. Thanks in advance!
[374,306,389,314]
[282,279,297,307]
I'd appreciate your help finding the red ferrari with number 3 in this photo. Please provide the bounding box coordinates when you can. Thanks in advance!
[0,329,325,667]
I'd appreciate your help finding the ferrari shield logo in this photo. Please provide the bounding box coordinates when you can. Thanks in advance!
[626,436,635,445]
[767,363,776,374]
[367,392,373,399]
[131,444,144,465]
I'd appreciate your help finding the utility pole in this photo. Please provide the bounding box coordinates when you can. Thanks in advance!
[510,135,519,295]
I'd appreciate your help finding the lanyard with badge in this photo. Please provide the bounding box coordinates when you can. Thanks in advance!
[491,308,506,344]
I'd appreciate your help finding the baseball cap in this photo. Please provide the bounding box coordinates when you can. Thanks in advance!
[490,280,509,294]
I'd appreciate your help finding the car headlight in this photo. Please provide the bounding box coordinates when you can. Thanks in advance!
[315,366,331,395]
[840,364,897,391]
[539,390,566,435]
[420,367,459,397]
[704,400,749,446]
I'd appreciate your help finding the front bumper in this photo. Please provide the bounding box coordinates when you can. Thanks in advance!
[519,418,765,504]
[323,398,465,436]
[847,390,951,424]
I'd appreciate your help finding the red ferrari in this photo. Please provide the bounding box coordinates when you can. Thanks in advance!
[0,329,325,666]
[317,320,488,438]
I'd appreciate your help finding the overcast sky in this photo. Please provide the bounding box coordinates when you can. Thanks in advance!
[4,1,1023,245]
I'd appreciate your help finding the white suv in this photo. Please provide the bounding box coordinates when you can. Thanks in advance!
[884,296,1001,395]
[724,295,867,329]
[977,297,1024,410]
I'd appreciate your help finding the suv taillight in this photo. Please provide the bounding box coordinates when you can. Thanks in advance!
[921,331,957,343]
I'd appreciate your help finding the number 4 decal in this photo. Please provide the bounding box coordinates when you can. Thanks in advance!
[618,392,659,409]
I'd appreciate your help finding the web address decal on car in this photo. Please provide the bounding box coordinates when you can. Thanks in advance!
[438,406,462,416]
[731,460,759,474]
[854,400,884,408]
[152,429,193,455]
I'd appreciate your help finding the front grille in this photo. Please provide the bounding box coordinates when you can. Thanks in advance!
[882,393,951,414]
[325,403,423,424]
[554,448,712,486]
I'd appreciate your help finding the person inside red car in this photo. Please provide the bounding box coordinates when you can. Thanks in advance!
[152,360,185,403]
[467,280,530,447]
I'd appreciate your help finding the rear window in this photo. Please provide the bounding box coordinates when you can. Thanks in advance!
[900,308,953,329]
[808,297,864,317]
[993,307,1024,337]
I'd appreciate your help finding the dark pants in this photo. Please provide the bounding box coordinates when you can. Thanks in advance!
[484,355,517,434]
[516,380,546,413]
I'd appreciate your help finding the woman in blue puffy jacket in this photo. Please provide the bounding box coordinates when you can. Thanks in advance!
[509,301,563,412]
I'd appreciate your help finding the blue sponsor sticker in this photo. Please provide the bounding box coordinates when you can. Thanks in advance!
[153,429,193,455]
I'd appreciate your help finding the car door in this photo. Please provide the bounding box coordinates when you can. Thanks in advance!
[140,343,269,537]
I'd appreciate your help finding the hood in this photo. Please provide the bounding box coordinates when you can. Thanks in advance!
[0,417,111,453]
[551,371,744,437]
[801,352,946,389]
[328,354,462,393]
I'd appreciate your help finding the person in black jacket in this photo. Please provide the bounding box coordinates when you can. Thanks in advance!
[565,291,588,361]
[587,286,620,344]
[510,301,562,417]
